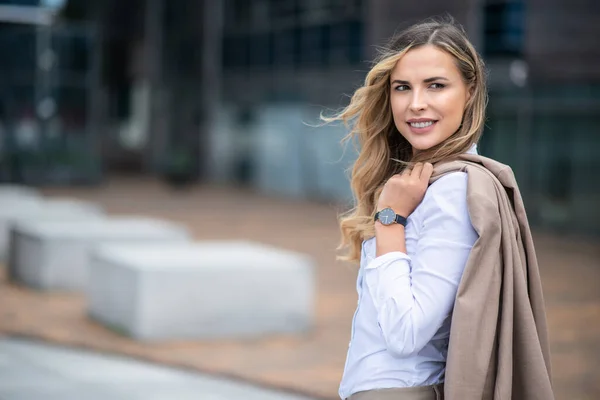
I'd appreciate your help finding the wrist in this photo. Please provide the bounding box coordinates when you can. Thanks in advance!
[375,222,407,255]
[375,220,406,231]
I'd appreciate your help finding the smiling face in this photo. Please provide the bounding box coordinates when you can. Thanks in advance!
[389,45,471,153]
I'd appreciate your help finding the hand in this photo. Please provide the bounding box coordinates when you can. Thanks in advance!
[377,162,434,217]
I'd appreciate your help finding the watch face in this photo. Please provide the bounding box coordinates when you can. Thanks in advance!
[378,207,396,225]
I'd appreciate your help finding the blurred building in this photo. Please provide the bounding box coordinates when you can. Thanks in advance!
[0,0,598,235]
[0,0,100,184]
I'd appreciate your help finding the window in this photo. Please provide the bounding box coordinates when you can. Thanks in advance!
[249,32,273,67]
[269,0,300,22]
[226,0,252,30]
[484,0,525,57]
[222,0,363,69]
[329,20,362,65]
[223,35,249,69]
[298,25,328,67]
[272,28,297,66]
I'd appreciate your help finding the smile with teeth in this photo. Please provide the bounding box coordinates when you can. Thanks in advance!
[409,121,436,128]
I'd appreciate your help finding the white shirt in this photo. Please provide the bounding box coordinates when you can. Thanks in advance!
[338,146,479,399]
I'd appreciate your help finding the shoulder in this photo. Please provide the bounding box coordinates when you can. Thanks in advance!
[433,160,504,237]
[415,171,470,223]
[456,153,516,199]
[411,171,478,242]
[424,171,468,206]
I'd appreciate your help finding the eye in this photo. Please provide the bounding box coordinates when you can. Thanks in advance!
[394,85,410,92]
[429,83,446,89]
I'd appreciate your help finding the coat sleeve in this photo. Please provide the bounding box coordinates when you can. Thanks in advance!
[443,166,505,399]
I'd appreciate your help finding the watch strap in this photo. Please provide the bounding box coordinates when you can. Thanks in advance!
[394,214,408,227]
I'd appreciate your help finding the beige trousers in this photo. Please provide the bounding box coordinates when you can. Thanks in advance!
[347,384,444,400]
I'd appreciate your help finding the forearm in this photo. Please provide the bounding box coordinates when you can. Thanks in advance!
[375,221,407,257]
[369,172,477,357]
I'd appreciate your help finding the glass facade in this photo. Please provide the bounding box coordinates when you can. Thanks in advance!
[483,0,525,57]
[0,20,100,184]
[222,0,363,71]
[483,86,600,234]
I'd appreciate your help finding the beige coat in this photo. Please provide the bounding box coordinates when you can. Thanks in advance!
[431,154,554,400]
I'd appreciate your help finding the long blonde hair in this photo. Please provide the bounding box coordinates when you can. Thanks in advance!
[323,17,488,263]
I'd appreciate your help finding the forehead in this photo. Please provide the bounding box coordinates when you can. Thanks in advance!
[390,45,460,80]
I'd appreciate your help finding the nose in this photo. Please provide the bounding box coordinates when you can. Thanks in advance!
[409,90,428,113]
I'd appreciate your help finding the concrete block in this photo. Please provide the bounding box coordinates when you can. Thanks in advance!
[0,184,40,200]
[0,194,42,214]
[12,218,191,291]
[2,198,105,263]
[87,241,315,340]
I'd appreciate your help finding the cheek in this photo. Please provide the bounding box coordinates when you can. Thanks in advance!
[390,96,401,115]
[390,96,408,123]
[438,91,466,124]
[391,106,408,134]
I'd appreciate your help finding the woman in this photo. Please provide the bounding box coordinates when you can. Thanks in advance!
[323,17,554,400]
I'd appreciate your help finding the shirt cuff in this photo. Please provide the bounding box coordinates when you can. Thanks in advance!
[364,251,411,270]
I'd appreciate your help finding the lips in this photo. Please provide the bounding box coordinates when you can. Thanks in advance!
[406,119,438,134]
[407,117,437,124]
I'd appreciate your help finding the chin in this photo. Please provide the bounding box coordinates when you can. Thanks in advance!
[408,137,443,152]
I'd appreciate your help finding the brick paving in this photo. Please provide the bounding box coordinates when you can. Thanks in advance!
[0,177,599,399]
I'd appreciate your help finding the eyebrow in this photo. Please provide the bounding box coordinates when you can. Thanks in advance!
[391,76,450,85]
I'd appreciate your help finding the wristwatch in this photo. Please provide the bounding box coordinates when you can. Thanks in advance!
[374,207,407,227]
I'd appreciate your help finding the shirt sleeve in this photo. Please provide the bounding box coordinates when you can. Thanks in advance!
[364,172,478,358]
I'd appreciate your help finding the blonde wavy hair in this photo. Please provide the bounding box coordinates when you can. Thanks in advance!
[322,17,488,263]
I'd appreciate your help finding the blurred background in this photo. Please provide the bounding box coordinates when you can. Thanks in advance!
[0,1,598,399]
[0,0,598,232]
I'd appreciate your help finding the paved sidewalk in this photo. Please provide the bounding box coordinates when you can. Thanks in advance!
[0,337,315,400]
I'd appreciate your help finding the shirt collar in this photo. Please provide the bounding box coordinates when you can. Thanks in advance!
[466,143,478,155]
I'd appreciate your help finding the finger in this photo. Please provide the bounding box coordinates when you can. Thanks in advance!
[411,163,423,179]
[421,162,434,181]
[401,166,411,176]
